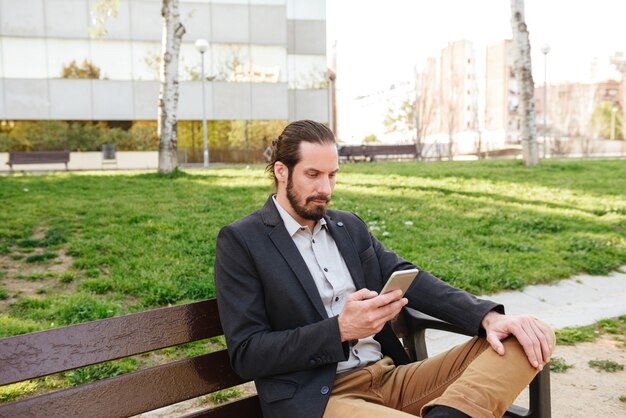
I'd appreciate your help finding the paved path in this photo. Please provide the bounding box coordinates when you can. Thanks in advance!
[426,267,626,356]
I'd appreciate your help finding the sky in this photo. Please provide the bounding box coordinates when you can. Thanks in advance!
[325,0,626,141]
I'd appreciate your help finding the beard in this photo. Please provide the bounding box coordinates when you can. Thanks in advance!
[286,175,331,221]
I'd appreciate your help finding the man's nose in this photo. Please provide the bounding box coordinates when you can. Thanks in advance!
[318,176,332,195]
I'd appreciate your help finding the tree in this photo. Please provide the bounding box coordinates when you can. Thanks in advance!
[62,59,101,79]
[384,96,416,142]
[510,0,539,166]
[158,0,185,173]
[593,102,624,140]
[362,134,378,144]
[414,68,438,160]
[90,0,184,173]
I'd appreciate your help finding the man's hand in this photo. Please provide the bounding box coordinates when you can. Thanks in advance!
[338,288,408,342]
[481,311,556,371]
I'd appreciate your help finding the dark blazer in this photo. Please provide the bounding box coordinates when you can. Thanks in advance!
[215,196,502,418]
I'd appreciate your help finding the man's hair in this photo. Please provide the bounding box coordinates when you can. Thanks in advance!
[266,120,336,189]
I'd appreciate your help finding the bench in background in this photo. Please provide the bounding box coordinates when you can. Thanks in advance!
[7,151,70,171]
[339,144,417,162]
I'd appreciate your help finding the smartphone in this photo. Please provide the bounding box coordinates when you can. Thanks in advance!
[380,268,419,297]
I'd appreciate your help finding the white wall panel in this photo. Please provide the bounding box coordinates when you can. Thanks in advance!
[0,80,5,118]
[45,0,89,38]
[211,4,249,43]
[251,83,287,119]
[130,0,162,41]
[49,79,92,119]
[180,2,212,42]
[289,89,328,122]
[250,5,287,45]
[287,19,325,55]
[92,80,133,119]
[88,0,132,40]
[0,0,45,36]
[132,80,159,119]
[179,80,214,119]
[213,82,251,119]
[286,0,325,20]
[4,79,50,119]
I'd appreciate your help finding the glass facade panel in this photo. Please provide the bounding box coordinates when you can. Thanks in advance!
[212,44,251,82]
[91,40,133,80]
[131,41,161,81]
[46,38,91,78]
[288,54,327,89]
[2,37,47,78]
[179,42,206,81]
[250,45,286,83]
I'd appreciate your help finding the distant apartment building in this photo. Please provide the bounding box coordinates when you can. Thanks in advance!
[484,39,518,143]
[0,0,328,124]
[534,79,622,139]
[437,39,478,136]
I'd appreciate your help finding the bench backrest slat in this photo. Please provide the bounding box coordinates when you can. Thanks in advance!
[0,349,249,418]
[8,151,70,164]
[339,144,417,157]
[0,299,221,386]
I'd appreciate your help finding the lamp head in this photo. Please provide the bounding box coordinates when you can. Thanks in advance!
[195,38,209,53]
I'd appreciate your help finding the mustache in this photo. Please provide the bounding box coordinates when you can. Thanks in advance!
[306,194,331,204]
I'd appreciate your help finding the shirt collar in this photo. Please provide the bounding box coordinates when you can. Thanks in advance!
[272,195,327,237]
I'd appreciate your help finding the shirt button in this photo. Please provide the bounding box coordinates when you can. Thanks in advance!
[321,386,330,395]
[312,239,316,243]
[323,268,328,272]
[335,296,339,302]
[354,349,359,354]
[337,222,344,227]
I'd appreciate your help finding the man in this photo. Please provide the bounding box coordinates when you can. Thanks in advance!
[215,120,555,418]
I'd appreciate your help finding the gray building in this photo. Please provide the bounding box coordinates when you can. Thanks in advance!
[0,0,329,123]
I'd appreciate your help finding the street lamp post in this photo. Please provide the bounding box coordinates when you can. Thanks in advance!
[195,38,209,167]
[611,106,618,140]
[541,44,551,158]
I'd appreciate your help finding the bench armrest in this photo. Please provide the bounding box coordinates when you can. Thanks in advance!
[394,307,551,418]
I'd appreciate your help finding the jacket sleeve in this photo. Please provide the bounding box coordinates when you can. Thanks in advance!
[367,226,503,336]
[214,224,350,380]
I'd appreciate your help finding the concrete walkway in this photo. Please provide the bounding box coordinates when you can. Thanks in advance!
[426,267,626,356]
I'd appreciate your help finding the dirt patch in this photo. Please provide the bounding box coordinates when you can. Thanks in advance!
[0,234,75,312]
[515,336,626,417]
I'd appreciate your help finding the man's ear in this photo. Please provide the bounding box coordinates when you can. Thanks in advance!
[274,161,288,183]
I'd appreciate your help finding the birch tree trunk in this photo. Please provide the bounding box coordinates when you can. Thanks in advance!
[158,0,185,173]
[511,0,539,166]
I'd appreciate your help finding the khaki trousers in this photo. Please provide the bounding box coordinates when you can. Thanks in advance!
[324,337,537,418]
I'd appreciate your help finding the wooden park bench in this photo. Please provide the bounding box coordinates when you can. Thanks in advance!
[0,299,550,418]
[6,151,70,171]
[339,144,417,162]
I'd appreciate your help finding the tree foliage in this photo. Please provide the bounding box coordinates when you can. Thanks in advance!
[384,96,416,141]
[61,60,101,79]
[592,103,624,140]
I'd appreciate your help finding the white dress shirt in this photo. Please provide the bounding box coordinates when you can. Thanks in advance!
[273,196,383,373]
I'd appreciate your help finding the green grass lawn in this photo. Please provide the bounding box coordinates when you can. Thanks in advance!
[0,159,625,337]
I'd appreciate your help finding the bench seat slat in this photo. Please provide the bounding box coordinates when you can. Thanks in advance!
[0,300,222,385]
[181,395,262,418]
[0,350,249,418]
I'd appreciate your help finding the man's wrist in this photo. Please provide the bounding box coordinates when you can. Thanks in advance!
[481,310,502,330]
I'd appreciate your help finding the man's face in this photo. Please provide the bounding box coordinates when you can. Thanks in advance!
[280,142,338,223]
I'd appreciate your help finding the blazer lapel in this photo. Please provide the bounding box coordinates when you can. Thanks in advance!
[326,216,366,290]
[262,197,328,320]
